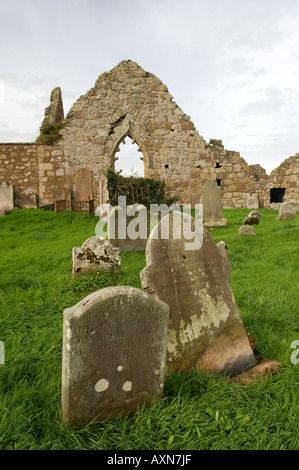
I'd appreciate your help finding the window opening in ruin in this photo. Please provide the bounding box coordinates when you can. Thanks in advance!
[215,162,221,168]
[165,164,169,169]
[216,179,222,186]
[114,136,144,177]
[270,188,286,203]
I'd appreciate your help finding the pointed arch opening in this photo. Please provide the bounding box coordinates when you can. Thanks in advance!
[113,135,145,177]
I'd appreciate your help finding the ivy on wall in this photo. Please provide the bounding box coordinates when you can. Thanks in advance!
[106,169,179,210]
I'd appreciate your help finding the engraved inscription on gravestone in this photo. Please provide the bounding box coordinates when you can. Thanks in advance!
[140,211,256,376]
[62,286,169,425]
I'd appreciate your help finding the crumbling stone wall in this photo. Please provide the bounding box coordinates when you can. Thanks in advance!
[0,60,298,209]
[265,155,299,208]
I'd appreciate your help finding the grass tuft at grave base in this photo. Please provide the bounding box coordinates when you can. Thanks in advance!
[0,208,298,450]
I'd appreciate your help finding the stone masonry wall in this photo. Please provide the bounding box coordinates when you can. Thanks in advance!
[0,60,298,210]
[265,154,299,208]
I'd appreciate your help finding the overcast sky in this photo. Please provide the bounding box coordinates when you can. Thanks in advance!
[0,0,299,175]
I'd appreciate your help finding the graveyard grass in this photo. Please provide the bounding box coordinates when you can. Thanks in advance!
[0,208,298,450]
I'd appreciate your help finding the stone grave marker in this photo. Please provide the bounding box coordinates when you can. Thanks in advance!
[107,203,150,251]
[200,179,227,227]
[140,211,256,375]
[74,168,93,202]
[72,236,121,279]
[238,225,256,236]
[0,182,14,212]
[247,195,259,209]
[276,202,297,221]
[62,286,169,425]
[243,210,260,226]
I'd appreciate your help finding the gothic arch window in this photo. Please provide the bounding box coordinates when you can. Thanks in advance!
[114,136,145,177]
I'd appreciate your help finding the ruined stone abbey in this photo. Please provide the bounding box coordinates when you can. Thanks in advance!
[0,60,298,210]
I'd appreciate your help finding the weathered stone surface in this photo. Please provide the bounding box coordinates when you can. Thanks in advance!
[243,210,261,225]
[276,202,297,221]
[42,87,64,126]
[200,179,227,227]
[0,182,14,212]
[230,359,281,385]
[238,225,256,236]
[140,211,256,375]
[108,204,150,251]
[74,168,93,202]
[247,195,259,209]
[217,241,229,258]
[72,236,121,279]
[0,208,6,217]
[1,61,298,210]
[62,286,169,425]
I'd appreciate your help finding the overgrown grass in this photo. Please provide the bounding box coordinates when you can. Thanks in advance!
[0,208,298,450]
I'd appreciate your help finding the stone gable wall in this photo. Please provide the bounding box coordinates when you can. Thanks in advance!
[0,61,298,210]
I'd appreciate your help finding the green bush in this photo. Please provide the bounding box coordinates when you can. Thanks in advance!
[36,121,64,145]
[106,169,179,209]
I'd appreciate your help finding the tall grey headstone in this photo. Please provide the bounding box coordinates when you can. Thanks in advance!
[62,286,169,425]
[140,211,256,376]
[0,182,14,212]
[200,179,227,227]
[107,204,150,251]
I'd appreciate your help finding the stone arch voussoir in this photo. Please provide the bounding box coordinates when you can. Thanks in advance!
[106,120,153,176]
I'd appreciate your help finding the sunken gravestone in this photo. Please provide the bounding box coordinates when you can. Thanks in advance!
[62,286,169,425]
[72,236,121,279]
[200,179,227,227]
[140,211,256,375]
[238,225,256,236]
[107,203,150,251]
[276,202,297,221]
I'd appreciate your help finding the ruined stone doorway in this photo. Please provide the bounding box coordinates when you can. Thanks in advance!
[114,136,145,177]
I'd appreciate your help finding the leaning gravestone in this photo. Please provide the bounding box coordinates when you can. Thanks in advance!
[72,236,121,279]
[107,203,150,251]
[200,179,227,227]
[276,202,297,221]
[0,182,14,213]
[62,286,169,425]
[140,211,256,375]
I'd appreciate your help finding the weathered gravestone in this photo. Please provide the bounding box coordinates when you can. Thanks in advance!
[238,225,256,236]
[62,286,169,425]
[243,210,261,226]
[140,211,256,375]
[276,202,297,221]
[74,168,93,202]
[72,236,121,279]
[107,203,150,251]
[247,195,259,209]
[0,182,14,213]
[200,179,227,227]
[54,186,72,212]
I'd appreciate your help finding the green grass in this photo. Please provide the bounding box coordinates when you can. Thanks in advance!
[0,208,298,450]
